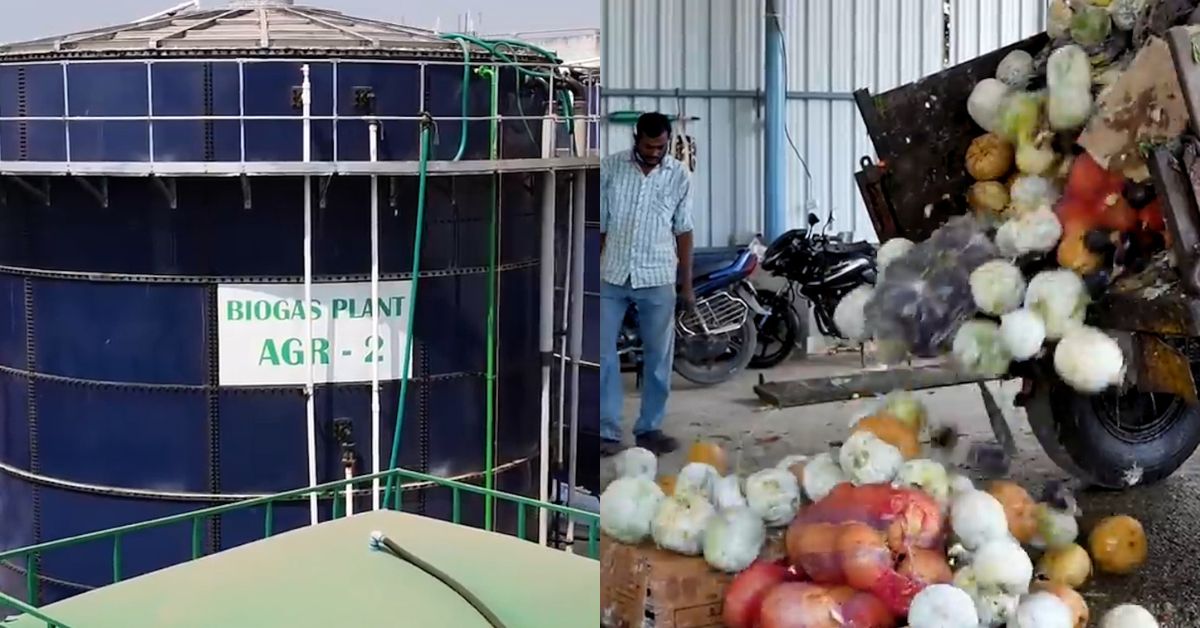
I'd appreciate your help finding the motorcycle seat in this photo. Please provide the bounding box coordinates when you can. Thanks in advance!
[821,241,874,257]
[694,259,738,279]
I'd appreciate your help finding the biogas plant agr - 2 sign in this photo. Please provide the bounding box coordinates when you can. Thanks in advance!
[216,281,414,386]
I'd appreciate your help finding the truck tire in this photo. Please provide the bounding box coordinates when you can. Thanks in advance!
[1024,378,1200,489]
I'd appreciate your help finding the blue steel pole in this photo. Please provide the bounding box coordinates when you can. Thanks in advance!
[763,0,787,243]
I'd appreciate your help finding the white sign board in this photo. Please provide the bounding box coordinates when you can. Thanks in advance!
[217,281,414,386]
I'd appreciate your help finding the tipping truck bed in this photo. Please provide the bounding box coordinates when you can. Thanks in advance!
[853,23,1200,339]
[755,9,1200,409]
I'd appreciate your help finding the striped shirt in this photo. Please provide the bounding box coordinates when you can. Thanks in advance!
[600,149,694,289]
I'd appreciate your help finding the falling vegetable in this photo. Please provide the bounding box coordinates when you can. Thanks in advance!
[894,459,952,510]
[852,414,922,459]
[1088,515,1148,575]
[1057,228,1105,275]
[792,483,946,551]
[999,91,1042,145]
[970,260,1027,316]
[996,50,1034,88]
[878,389,929,436]
[966,133,1016,183]
[802,452,849,502]
[950,487,1010,551]
[1047,0,1073,39]
[835,285,875,342]
[776,454,809,488]
[1053,325,1127,393]
[785,521,926,616]
[968,79,1013,134]
[675,462,719,500]
[703,506,767,573]
[908,584,978,627]
[986,481,1038,545]
[839,431,905,486]
[1069,5,1113,47]
[745,468,803,527]
[1109,0,1149,31]
[1032,581,1089,628]
[685,441,729,475]
[974,590,1021,628]
[722,560,793,628]
[714,474,748,511]
[599,477,665,544]
[1098,604,1159,628]
[999,309,1046,361]
[951,320,1012,378]
[972,537,1035,595]
[758,582,844,628]
[1009,175,1062,214]
[1047,45,1094,131]
[1036,543,1093,589]
[1016,131,1058,176]
[967,181,1011,222]
[877,237,916,277]
[898,548,953,586]
[996,205,1064,257]
[1025,270,1089,340]
[612,446,657,482]
[1012,591,1074,628]
[1032,502,1081,551]
[651,492,715,555]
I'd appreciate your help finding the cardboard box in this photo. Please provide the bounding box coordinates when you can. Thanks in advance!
[600,536,732,628]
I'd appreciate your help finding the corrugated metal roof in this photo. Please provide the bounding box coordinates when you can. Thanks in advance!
[0,1,503,58]
[601,0,1044,246]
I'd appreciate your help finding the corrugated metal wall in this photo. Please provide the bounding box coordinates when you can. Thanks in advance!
[600,0,1045,246]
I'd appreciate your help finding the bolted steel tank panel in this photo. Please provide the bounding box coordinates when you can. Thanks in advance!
[0,2,590,607]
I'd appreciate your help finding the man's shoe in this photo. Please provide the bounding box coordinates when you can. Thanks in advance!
[600,439,624,457]
[634,431,679,455]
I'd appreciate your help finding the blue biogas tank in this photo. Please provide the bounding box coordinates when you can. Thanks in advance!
[0,0,596,606]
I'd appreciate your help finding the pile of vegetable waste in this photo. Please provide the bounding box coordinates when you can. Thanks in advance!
[835,0,1194,394]
[599,391,1158,627]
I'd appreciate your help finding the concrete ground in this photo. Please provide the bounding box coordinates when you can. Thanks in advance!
[600,352,1200,626]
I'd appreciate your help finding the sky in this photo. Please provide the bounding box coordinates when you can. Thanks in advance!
[0,0,600,44]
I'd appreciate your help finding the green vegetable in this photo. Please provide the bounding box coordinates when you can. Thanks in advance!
[1070,6,1113,47]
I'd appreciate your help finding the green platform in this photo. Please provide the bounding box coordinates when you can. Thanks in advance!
[3,510,599,628]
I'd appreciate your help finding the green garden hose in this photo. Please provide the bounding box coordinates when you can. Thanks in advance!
[382,117,433,509]
[384,34,573,515]
[450,38,472,162]
[483,66,500,531]
[370,530,508,628]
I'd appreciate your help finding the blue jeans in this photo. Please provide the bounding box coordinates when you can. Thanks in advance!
[600,280,677,442]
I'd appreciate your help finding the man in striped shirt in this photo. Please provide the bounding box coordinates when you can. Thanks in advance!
[599,112,695,457]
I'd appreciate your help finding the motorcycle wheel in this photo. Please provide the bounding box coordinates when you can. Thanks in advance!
[750,293,805,369]
[673,317,759,386]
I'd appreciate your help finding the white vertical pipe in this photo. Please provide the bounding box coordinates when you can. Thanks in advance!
[369,119,382,511]
[344,466,355,517]
[565,169,586,546]
[556,183,574,466]
[537,170,556,546]
[301,64,318,526]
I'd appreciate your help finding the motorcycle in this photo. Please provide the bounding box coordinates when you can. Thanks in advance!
[751,213,878,368]
[618,238,767,386]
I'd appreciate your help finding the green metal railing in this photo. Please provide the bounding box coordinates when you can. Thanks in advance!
[0,468,598,628]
